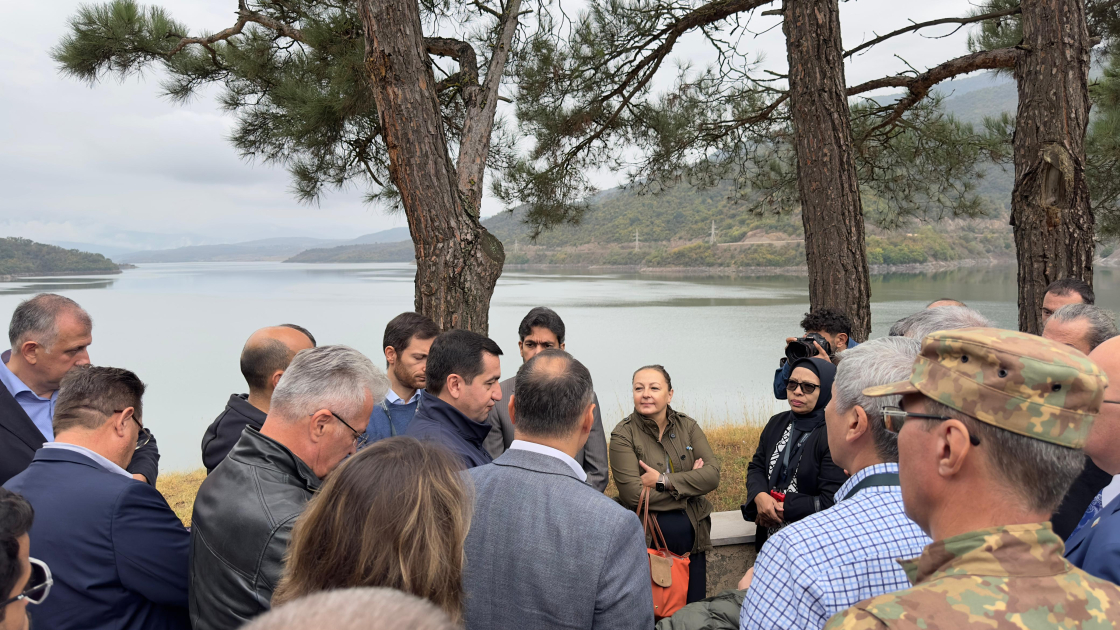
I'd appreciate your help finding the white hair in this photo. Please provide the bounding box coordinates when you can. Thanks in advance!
[833,337,922,461]
[270,345,388,422]
[1049,303,1119,352]
[243,588,455,630]
[888,306,991,339]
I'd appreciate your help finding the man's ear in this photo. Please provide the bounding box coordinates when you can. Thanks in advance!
[559,342,566,351]
[836,333,849,349]
[384,346,397,366]
[508,395,517,425]
[936,419,973,478]
[309,408,333,443]
[445,374,463,399]
[18,340,39,365]
[114,407,134,438]
[269,370,284,390]
[849,405,870,443]
[581,403,596,435]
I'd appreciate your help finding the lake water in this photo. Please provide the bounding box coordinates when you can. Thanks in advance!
[2,262,1112,471]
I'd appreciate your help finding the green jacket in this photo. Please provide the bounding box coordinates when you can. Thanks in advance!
[610,407,721,554]
[824,522,1120,629]
[655,589,745,630]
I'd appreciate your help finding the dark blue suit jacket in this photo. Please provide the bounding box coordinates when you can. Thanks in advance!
[1065,492,1120,585]
[3,447,190,630]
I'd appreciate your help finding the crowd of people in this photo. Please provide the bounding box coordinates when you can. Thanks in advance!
[2,277,1120,629]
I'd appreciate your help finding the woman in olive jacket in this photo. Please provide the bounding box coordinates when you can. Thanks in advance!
[611,364,721,604]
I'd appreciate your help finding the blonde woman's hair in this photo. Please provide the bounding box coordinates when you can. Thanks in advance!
[272,437,473,622]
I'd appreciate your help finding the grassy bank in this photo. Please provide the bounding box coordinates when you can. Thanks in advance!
[158,423,766,526]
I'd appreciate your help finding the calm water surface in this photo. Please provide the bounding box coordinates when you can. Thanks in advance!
[2,262,1108,471]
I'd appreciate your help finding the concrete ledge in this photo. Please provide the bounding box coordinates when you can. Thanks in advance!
[711,510,756,546]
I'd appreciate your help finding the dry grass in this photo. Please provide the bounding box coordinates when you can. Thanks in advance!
[156,422,768,525]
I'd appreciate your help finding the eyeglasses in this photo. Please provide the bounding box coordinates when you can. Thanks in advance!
[330,411,368,449]
[786,379,819,395]
[882,406,981,446]
[1105,400,1120,405]
[114,409,151,450]
[0,557,52,608]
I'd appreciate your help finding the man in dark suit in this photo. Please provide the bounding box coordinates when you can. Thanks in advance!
[464,350,653,630]
[1066,335,1120,581]
[200,324,316,472]
[0,294,159,486]
[3,366,190,630]
[485,307,609,491]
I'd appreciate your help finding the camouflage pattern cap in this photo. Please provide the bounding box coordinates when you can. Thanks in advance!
[863,327,1107,448]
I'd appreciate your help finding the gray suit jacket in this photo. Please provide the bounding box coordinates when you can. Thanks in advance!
[465,449,654,630]
[485,376,610,492]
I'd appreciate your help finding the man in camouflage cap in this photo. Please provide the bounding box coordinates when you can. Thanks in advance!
[825,328,1120,630]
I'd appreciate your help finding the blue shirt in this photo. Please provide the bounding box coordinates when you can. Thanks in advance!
[740,462,930,630]
[0,349,57,441]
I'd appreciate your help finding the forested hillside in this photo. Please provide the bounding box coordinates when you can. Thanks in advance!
[0,238,121,276]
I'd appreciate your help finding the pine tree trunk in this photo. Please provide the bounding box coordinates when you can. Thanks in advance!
[1012,0,1094,335]
[358,0,505,333]
[783,0,871,341]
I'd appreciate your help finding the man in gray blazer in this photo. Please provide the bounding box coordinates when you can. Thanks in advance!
[465,350,654,630]
[484,307,609,491]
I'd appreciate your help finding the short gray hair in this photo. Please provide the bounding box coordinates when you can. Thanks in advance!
[1049,303,1119,352]
[243,588,455,630]
[513,350,595,439]
[833,337,921,462]
[888,306,991,339]
[9,293,91,350]
[924,400,1085,514]
[270,346,388,422]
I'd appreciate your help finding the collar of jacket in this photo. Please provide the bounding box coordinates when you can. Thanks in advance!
[229,426,322,492]
[627,406,686,441]
[419,392,492,446]
[227,393,268,427]
[900,522,1069,586]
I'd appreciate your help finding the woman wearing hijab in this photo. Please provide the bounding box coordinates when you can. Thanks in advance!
[611,365,721,605]
[742,357,848,550]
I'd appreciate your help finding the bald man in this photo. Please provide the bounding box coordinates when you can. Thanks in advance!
[200,325,316,473]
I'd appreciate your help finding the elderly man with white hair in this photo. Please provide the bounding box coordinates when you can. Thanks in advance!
[737,338,931,630]
[188,345,388,630]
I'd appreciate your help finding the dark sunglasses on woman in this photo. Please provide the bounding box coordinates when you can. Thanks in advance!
[785,379,819,395]
[0,557,52,608]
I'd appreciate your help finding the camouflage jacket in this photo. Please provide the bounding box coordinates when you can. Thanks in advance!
[823,523,1120,629]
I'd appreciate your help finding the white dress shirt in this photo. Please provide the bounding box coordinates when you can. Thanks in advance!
[42,442,133,479]
[508,439,587,482]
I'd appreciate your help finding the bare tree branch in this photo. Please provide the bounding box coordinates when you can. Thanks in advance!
[166,6,306,55]
[843,6,1022,59]
[424,37,480,86]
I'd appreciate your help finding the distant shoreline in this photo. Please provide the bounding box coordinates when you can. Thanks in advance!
[0,269,123,282]
[503,256,1018,277]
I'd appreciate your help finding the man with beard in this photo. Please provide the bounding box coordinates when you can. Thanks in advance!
[366,313,440,444]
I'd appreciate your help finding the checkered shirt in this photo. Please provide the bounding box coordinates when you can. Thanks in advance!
[739,463,931,630]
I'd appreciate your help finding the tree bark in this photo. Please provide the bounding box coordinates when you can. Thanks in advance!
[359,0,505,333]
[783,0,871,340]
[1012,0,1094,335]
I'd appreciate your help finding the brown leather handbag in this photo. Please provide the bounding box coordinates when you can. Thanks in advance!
[637,487,690,620]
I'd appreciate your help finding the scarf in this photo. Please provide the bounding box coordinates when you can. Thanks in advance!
[768,357,836,490]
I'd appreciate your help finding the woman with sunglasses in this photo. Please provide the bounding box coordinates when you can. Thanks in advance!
[0,488,51,630]
[743,357,847,550]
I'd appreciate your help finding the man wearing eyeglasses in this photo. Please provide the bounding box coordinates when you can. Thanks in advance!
[189,345,387,630]
[0,488,50,630]
[3,367,191,630]
[825,328,1120,630]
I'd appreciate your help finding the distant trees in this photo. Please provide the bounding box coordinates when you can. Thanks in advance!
[0,238,120,275]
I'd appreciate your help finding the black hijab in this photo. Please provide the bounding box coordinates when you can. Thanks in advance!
[787,357,836,432]
[769,357,837,490]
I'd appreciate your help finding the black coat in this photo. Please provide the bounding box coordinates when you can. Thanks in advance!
[200,394,267,473]
[0,380,159,486]
[404,392,493,469]
[742,410,848,549]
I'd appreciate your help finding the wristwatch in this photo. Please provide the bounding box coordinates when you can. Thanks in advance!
[655,474,667,493]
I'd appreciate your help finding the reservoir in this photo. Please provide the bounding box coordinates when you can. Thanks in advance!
[0,262,1098,471]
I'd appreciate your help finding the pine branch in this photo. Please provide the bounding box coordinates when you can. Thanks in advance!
[424,37,480,86]
[166,6,306,54]
[843,6,1022,59]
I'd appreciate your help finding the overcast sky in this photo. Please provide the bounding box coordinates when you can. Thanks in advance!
[0,0,982,249]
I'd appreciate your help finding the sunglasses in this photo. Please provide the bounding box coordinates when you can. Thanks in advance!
[785,379,819,395]
[0,558,52,608]
[882,406,981,446]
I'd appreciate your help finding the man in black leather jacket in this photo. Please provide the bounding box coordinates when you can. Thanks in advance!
[188,345,386,630]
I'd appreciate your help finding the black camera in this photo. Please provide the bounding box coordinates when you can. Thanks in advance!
[785,332,832,363]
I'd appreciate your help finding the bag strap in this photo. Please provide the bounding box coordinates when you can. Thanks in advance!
[636,488,670,552]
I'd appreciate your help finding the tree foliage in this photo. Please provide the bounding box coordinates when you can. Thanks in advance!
[0,238,121,275]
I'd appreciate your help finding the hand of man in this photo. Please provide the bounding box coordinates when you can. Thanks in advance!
[754,492,783,528]
[813,341,831,363]
[692,458,704,470]
[132,473,148,483]
[638,460,661,489]
[738,567,755,591]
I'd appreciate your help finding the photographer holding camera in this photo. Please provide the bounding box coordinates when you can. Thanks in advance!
[744,355,848,550]
[772,309,857,400]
